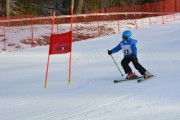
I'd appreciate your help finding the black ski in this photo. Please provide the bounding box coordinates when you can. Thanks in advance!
[114,76,143,83]
[137,75,155,83]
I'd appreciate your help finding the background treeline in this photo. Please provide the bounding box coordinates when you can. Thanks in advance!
[0,0,163,16]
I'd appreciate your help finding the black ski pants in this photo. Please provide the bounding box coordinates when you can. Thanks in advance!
[121,55,146,75]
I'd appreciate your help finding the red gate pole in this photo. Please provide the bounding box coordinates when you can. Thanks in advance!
[44,11,55,88]
[68,0,75,87]
[44,54,50,88]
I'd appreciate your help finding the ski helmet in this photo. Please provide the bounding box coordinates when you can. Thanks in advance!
[122,30,132,41]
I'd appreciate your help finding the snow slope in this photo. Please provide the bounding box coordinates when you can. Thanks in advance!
[1,19,180,120]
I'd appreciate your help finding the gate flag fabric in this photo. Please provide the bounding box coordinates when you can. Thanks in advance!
[49,31,72,55]
[44,0,74,88]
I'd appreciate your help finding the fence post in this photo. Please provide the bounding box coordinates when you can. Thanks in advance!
[160,1,165,24]
[2,16,7,51]
[31,15,34,48]
[117,7,120,33]
[132,0,138,29]
[133,5,138,29]
[173,0,176,21]
[146,3,152,26]
[96,10,100,37]
[76,14,78,38]
[56,15,59,33]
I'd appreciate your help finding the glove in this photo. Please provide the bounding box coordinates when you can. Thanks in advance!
[108,50,112,55]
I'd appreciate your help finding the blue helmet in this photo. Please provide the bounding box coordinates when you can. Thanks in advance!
[122,30,132,41]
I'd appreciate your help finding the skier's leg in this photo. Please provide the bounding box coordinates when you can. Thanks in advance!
[131,55,146,75]
[121,57,132,74]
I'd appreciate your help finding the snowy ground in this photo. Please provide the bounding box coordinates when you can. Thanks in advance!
[0,14,180,120]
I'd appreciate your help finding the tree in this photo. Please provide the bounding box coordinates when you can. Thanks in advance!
[16,0,38,15]
[74,0,83,14]
[1,0,164,16]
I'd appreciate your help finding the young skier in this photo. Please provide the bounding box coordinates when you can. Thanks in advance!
[108,30,152,79]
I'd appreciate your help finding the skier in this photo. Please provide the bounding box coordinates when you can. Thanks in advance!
[108,30,152,79]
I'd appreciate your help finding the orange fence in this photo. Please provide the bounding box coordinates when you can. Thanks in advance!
[0,0,179,52]
[0,0,177,26]
[175,0,180,12]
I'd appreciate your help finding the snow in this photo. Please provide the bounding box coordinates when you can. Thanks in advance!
[1,14,180,120]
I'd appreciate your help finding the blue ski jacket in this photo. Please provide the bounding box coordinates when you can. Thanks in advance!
[111,39,137,58]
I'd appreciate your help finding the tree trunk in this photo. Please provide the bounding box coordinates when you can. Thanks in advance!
[74,0,83,14]
[6,0,10,17]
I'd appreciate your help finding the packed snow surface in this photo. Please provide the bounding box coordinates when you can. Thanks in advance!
[0,16,180,120]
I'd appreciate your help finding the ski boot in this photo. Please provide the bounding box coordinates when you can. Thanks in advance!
[126,72,138,79]
[144,71,153,79]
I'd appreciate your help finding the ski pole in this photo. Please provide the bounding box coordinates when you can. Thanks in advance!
[110,54,123,76]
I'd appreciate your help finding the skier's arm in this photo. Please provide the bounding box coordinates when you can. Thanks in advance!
[111,44,122,54]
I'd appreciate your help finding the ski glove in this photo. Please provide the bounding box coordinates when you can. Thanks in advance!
[108,50,112,55]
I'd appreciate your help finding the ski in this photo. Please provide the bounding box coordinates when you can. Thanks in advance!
[137,75,155,83]
[114,76,143,83]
